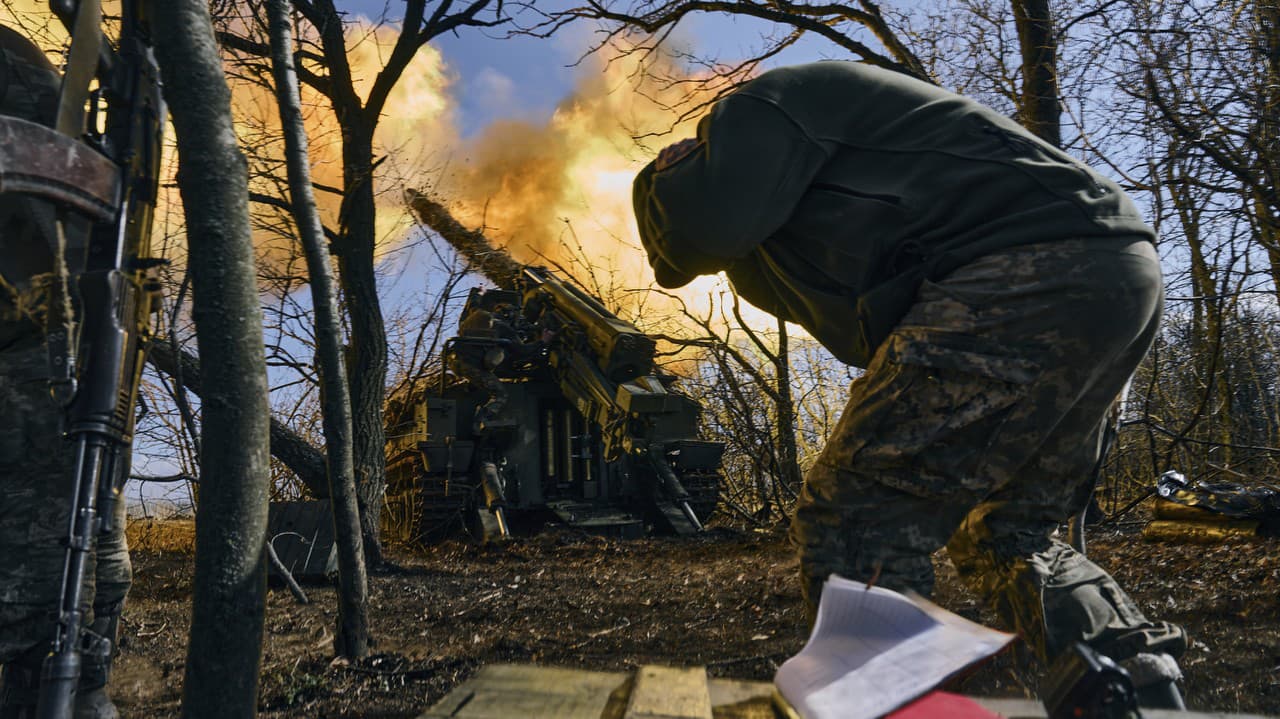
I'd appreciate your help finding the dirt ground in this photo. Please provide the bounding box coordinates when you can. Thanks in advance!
[110,518,1280,718]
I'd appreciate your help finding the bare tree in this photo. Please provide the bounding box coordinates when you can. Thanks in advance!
[215,0,517,565]
[1063,0,1280,508]
[649,289,830,524]
[1010,0,1060,144]
[1133,0,1280,296]
[151,0,272,715]
[524,0,930,83]
[267,0,369,658]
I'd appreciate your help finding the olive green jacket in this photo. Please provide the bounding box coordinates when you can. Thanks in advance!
[633,61,1155,367]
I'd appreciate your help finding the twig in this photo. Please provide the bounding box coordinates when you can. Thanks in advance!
[266,539,309,605]
[450,589,504,618]
[569,618,632,649]
[136,621,169,639]
[341,663,437,679]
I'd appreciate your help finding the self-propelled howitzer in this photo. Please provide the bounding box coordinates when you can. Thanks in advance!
[384,266,723,542]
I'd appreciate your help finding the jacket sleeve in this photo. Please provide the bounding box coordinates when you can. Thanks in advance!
[635,94,829,265]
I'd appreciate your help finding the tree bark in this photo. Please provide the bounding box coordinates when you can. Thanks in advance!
[152,2,271,717]
[1011,0,1062,146]
[773,315,803,505]
[334,144,389,567]
[148,341,330,499]
[267,0,369,659]
[293,0,389,566]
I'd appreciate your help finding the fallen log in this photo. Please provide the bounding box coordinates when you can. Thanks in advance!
[1142,518,1260,543]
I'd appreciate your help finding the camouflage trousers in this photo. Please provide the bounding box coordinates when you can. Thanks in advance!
[0,339,131,665]
[791,236,1187,673]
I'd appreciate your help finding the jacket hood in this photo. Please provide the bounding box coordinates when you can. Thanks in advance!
[632,158,721,289]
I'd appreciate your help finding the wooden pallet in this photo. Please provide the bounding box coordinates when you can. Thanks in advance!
[419,664,792,719]
[417,663,1274,719]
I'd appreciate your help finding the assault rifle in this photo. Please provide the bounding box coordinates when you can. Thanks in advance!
[0,1,164,716]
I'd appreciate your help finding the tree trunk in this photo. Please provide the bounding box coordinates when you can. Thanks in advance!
[267,0,370,659]
[335,123,389,567]
[1257,0,1280,303]
[152,3,271,717]
[1011,0,1061,146]
[773,316,803,506]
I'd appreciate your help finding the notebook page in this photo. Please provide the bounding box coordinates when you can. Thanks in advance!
[774,576,1014,719]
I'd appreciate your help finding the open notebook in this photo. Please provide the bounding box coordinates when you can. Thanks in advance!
[774,575,1015,719]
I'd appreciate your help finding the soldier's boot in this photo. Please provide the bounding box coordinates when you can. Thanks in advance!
[1123,652,1186,710]
[71,605,122,719]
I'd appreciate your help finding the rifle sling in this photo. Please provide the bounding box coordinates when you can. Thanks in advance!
[0,116,119,221]
[55,0,101,137]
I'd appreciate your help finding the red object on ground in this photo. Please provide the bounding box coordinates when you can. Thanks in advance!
[886,691,1005,718]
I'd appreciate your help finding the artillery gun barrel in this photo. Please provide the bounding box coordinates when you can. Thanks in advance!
[523,267,656,382]
[404,189,524,290]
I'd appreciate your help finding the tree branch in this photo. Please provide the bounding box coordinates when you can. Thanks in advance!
[148,341,331,499]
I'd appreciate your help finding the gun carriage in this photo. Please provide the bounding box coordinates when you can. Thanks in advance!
[385,266,723,542]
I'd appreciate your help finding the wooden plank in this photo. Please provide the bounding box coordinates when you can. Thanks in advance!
[418,664,629,719]
[624,665,713,719]
[418,664,1277,719]
[706,679,796,719]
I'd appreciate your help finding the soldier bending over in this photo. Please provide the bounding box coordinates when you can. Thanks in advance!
[632,61,1187,708]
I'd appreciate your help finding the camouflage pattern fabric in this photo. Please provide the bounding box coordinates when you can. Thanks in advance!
[0,40,63,350]
[0,339,132,665]
[790,236,1187,669]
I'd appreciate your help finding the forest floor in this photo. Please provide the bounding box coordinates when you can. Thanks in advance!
[111,515,1280,718]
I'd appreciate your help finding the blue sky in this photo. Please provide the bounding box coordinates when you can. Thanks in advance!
[351,2,840,135]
